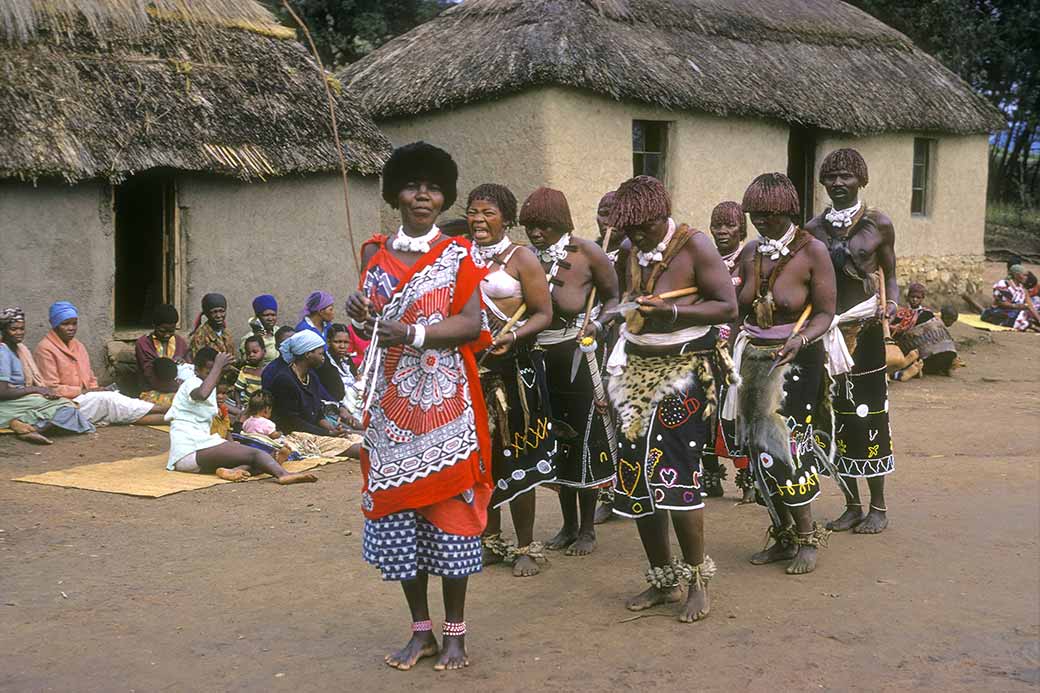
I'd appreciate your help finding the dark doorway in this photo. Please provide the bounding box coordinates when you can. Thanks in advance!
[113,172,178,329]
[787,126,817,225]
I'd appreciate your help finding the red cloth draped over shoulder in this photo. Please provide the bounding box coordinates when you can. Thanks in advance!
[357,233,493,534]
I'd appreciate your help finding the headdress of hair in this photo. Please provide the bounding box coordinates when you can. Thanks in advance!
[381,141,459,209]
[819,148,869,187]
[518,187,574,233]
[710,201,747,240]
[467,183,518,226]
[741,173,800,216]
[607,176,671,229]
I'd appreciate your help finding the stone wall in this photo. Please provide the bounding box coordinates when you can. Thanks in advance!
[896,254,985,305]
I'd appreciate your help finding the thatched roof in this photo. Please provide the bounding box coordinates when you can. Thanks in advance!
[341,0,1004,136]
[0,0,391,181]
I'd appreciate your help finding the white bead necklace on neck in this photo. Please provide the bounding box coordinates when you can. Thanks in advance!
[471,236,512,268]
[636,218,676,267]
[757,224,797,261]
[825,200,862,229]
[392,225,441,253]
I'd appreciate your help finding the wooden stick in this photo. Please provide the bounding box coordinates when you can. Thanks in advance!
[878,266,892,339]
[577,227,615,337]
[791,303,813,335]
[478,303,527,366]
[653,286,700,301]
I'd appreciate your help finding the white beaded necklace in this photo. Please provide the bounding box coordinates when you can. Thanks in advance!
[470,236,512,268]
[392,225,441,253]
[636,218,676,267]
[757,224,797,261]
[537,233,571,264]
[825,200,862,229]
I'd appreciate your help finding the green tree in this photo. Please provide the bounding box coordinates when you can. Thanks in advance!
[848,0,1040,202]
[269,0,453,68]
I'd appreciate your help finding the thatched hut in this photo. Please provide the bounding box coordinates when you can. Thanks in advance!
[342,0,1004,299]
[0,0,391,365]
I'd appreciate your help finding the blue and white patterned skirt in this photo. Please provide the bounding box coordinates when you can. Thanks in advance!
[362,510,483,582]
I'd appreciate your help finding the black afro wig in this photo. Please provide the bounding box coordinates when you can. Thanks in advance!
[381,141,459,209]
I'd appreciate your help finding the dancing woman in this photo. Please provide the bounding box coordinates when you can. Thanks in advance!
[466,183,556,577]
[347,142,493,672]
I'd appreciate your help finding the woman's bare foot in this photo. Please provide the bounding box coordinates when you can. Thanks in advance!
[785,545,818,574]
[215,467,251,482]
[678,585,710,623]
[827,506,865,532]
[385,633,438,671]
[432,635,468,671]
[10,420,52,445]
[750,541,797,565]
[564,529,596,556]
[626,585,682,611]
[593,501,614,524]
[17,431,53,445]
[853,507,888,534]
[275,472,318,485]
[512,555,540,577]
[545,525,578,551]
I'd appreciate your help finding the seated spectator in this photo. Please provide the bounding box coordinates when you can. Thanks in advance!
[1014,272,1040,332]
[239,294,280,366]
[135,304,188,393]
[325,323,362,423]
[34,302,167,427]
[0,307,94,444]
[234,335,266,406]
[890,281,935,336]
[981,265,1036,328]
[138,357,180,408]
[261,326,296,391]
[189,293,236,359]
[242,390,281,439]
[296,291,335,339]
[165,348,317,485]
[269,331,353,437]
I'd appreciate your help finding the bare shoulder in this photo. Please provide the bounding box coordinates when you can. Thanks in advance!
[804,215,826,237]
[866,208,895,233]
[509,243,541,269]
[803,235,831,261]
[686,228,718,256]
[574,235,610,261]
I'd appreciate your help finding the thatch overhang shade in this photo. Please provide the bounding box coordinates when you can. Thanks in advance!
[341,0,1005,136]
[0,0,391,182]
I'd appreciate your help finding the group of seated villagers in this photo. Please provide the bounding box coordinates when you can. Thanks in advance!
[1,293,366,484]
[980,258,1040,332]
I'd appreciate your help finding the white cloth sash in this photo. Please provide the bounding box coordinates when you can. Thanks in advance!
[605,323,713,376]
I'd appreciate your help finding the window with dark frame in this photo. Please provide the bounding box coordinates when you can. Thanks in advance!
[632,120,668,181]
[911,138,934,216]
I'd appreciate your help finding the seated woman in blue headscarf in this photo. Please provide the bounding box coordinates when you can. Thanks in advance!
[0,307,94,445]
[269,331,357,442]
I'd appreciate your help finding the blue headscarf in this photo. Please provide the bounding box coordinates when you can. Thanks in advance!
[49,301,78,328]
[252,294,278,315]
[279,330,326,363]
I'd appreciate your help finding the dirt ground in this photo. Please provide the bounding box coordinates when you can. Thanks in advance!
[1,316,1037,691]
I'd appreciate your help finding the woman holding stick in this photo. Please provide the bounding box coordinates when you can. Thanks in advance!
[725,173,838,575]
[346,142,493,672]
[466,183,556,578]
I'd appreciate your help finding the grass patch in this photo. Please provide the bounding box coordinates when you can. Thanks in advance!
[985,202,1040,263]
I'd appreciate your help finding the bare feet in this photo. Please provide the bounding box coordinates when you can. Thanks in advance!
[17,431,53,445]
[750,541,797,565]
[545,526,578,551]
[678,585,711,623]
[853,507,888,534]
[785,545,818,575]
[826,506,865,532]
[593,501,614,525]
[625,585,682,611]
[385,633,438,671]
[564,529,596,556]
[432,635,469,671]
[215,467,251,482]
[512,555,540,577]
[274,472,318,485]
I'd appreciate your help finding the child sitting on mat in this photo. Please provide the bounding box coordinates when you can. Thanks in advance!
[242,390,281,440]
[139,357,180,409]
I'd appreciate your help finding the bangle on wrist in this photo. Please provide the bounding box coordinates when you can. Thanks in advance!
[799,333,809,347]
[410,324,426,349]
[670,303,679,324]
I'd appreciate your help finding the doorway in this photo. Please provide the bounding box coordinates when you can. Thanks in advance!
[113,172,178,330]
[787,126,818,225]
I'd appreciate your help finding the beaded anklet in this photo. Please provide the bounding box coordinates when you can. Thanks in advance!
[442,621,466,638]
[412,620,432,633]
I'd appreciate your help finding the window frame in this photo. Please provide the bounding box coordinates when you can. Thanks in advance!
[911,137,935,217]
[632,120,670,182]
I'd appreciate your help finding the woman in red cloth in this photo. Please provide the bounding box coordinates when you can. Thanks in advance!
[347,142,492,673]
